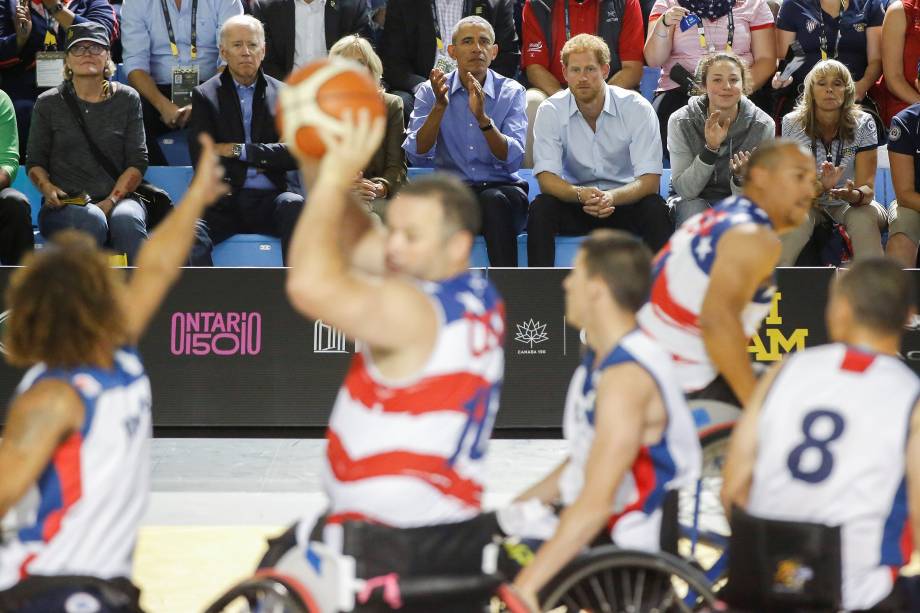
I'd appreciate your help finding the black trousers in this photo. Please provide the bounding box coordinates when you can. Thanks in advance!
[189,188,304,266]
[526,192,673,267]
[471,181,528,267]
[139,84,186,166]
[0,187,34,264]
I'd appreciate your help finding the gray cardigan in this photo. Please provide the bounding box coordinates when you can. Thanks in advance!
[27,82,148,203]
[667,95,774,203]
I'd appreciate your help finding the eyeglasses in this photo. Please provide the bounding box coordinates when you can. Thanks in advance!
[69,43,106,56]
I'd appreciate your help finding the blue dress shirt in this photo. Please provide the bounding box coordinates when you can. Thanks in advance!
[234,79,276,190]
[121,0,243,86]
[532,85,663,191]
[403,69,527,184]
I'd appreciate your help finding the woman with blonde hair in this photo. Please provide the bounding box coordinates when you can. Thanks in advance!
[779,59,885,265]
[27,22,147,263]
[329,34,407,220]
[667,52,775,225]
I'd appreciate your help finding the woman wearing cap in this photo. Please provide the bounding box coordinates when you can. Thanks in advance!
[26,22,148,263]
[0,0,117,156]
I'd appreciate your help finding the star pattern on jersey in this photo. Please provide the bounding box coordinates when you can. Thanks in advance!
[694,236,714,260]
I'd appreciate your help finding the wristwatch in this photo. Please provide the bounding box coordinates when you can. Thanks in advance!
[479,119,495,132]
[231,143,244,159]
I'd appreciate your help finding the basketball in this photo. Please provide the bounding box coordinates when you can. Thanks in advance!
[276,58,385,159]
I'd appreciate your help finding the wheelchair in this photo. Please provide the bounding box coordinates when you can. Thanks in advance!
[679,397,742,585]
[206,492,717,613]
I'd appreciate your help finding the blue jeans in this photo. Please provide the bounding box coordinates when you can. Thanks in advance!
[38,198,147,264]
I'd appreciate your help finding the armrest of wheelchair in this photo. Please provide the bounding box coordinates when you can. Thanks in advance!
[273,539,358,611]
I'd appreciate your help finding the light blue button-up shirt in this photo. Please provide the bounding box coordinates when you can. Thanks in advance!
[532,85,663,191]
[234,80,276,191]
[121,0,243,85]
[403,69,527,184]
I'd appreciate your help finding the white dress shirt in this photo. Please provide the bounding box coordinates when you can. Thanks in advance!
[293,0,328,70]
[532,85,663,191]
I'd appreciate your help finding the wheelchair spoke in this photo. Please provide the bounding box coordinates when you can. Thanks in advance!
[632,568,645,612]
[573,581,593,608]
[603,569,618,611]
[621,568,633,610]
[586,574,609,613]
[562,593,581,611]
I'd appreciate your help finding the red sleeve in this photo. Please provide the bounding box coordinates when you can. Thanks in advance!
[521,0,551,69]
[618,0,645,62]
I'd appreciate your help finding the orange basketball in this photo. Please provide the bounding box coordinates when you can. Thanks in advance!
[276,58,385,159]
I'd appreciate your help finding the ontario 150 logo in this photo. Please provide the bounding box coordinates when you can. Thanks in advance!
[170,311,262,356]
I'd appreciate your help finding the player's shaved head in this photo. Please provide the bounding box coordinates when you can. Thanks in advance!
[398,174,481,237]
[832,258,915,336]
[580,229,652,313]
[743,139,811,183]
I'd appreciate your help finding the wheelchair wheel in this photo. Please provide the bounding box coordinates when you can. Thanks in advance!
[202,569,320,613]
[539,546,719,612]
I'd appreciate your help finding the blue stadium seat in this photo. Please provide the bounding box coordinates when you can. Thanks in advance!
[212,234,283,267]
[406,167,435,179]
[113,63,128,85]
[875,168,893,206]
[554,236,584,267]
[145,165,194,202]
[640,66,661,102]
[11,166,41,227]
[520,168,540,200]
[158,130,192,166]
[660,169,671,199]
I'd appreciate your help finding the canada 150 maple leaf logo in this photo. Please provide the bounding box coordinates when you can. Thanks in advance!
[514,319,549,349]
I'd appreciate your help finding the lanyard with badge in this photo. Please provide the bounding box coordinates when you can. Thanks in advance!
[817,0,847,60]
[811,135,845,168]
[429,0,457,72]
[680,1,735,53]
[160,0,199,106]
[35,4,66,89]
[563,0,619,39]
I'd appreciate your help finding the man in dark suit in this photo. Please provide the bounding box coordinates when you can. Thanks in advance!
[251,0,372,81]
[382,0,520,122]
[187,13,303,266]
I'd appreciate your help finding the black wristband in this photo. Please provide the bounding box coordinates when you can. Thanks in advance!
[699,146,719,166]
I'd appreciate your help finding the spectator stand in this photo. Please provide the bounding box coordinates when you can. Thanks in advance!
[12,163,898,267]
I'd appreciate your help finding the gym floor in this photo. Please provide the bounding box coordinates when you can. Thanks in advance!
[137,439,568,613]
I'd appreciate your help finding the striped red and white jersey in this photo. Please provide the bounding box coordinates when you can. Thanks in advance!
[748,344,920,610]
[0,348,152,589]
[637,196,776,393]
[322,271,506,528]
[559,329,701,551]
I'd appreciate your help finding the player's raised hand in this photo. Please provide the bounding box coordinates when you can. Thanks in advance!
[316,108,386,184]
[186,133,230,208]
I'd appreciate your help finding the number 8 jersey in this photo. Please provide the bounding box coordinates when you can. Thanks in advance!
[747,343,920,610]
